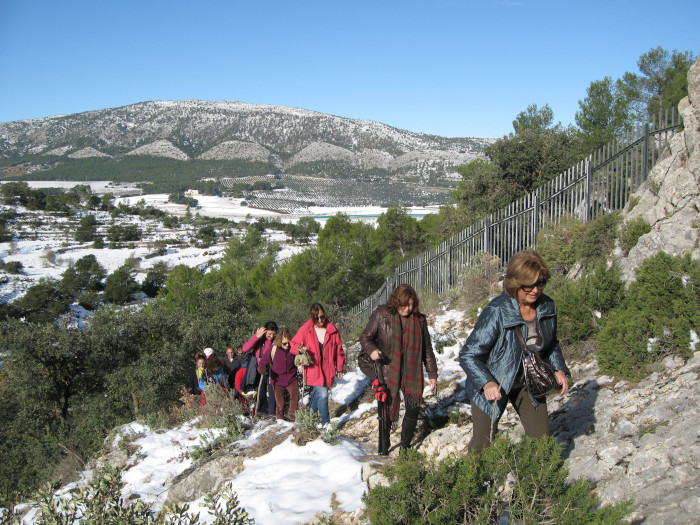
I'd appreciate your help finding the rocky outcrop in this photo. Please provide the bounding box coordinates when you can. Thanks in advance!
[620,55,700,282]
[68,147,111,159]
[125,139,189,160]
[198,140,272,162]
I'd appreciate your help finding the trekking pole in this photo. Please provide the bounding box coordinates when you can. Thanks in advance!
[373,359,388,455]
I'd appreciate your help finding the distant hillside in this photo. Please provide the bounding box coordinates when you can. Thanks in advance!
[0,100,491,185]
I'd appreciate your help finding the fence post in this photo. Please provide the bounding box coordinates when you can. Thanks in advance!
[584,158,591,221]
[483,217,490,255]
[446,247,452,289]
[642,123,650,181]
[418,254,424,289]
[531,194,539,247]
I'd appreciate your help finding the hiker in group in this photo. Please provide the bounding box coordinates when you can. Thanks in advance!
[242,321,278,416]
[188,351,207,398]
[291,303,345,426]
[257,328,299,421]
[205,355,229,390]
[459,250,570,453]
[359,284,437,454]
[222,345,241,387]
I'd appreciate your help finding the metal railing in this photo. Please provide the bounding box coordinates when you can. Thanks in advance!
[349,109,683,319]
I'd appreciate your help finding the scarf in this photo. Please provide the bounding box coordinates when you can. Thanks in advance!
[385,312,424,421]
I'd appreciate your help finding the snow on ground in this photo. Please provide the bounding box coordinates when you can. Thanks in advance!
[13,317,468,524]
[5,181,460,524]
[1,182,438,303]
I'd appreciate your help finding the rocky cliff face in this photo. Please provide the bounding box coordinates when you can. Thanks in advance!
[619,56,700,282]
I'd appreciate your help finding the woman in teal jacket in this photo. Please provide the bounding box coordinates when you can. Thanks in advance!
[459,250,569,452]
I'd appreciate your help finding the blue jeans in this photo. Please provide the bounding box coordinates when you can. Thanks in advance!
[309,386,330,425]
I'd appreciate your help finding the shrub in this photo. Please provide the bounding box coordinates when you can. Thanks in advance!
[580,211,622,264]
[537,216,587,275]
[142,262,170,298]
[447,252,501,311]
[597,252,700,380]
[30,466,253,525]
[362,436,630,525]
[104,265,139,305]
[294,407,321,432]
[548,261,624,346]
[619,217,651,255]
[75,214,98,243]
[4,260,23,274]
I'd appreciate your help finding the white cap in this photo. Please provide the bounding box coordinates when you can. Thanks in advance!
[203,347,214,358]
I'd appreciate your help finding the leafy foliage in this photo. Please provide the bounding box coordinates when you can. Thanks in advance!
[104,264,140,304]
[619,217,651,255]
[597,253,700,380]
[362,436,630,525]
[26,466,254,525]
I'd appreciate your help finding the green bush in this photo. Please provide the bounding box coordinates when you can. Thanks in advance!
[580,211,621,264]
[537,216,587,275]
[4,260,23,274]
[104,265,140,305]
[25,466,254,525]
[597,252,700,380]
[619,217,651,255]
[362,436,630,525]
[548,261,624,346]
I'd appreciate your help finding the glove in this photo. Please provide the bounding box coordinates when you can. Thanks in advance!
[372,378,387,403]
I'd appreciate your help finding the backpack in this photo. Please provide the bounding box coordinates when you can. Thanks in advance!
[239,350,258,392]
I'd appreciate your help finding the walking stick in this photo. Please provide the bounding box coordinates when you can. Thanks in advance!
[373,359,389,455]
[255,371,267,417]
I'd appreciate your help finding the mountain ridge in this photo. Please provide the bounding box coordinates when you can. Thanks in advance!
[0,100,492,181]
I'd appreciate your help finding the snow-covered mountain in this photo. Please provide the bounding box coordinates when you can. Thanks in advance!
[0,100,492,180]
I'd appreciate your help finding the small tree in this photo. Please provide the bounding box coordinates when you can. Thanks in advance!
[75,214,98,243]
[104,265,139,305]
[142,262,169,298]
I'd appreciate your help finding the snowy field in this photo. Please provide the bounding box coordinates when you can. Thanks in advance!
[1,181,438,303]
[23,180,440,224]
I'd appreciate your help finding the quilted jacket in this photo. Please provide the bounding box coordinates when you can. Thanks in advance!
[459,292,569,420]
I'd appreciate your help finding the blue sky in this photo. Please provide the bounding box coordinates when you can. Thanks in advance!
[0,0,697,138]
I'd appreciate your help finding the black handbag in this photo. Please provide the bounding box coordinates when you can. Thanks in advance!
[515,327,559,398]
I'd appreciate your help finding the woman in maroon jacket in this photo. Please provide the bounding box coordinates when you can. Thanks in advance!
[291,303,345,426]
[360,284,437,454]
[257,328,299,421]
[241,320,278,415]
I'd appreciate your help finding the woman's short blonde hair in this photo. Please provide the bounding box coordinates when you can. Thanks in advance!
[503,250,551,298]
[274,327,293,347]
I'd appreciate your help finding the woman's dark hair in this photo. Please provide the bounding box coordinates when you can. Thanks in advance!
[264,321,278,332]
[194,351,205,362]
[207,356,223,371]
[309,302,325,320]
[503,250,551,298]
[387,284,420,315]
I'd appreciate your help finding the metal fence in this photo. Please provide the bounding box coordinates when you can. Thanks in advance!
[349,109,683,319]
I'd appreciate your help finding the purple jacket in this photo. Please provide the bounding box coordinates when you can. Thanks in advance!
[258,344,298,387]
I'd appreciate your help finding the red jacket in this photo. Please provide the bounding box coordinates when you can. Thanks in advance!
[242,334,274,363]
[291,319,345,387]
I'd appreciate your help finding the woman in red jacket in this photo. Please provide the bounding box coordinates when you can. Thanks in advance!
[291,303,345,426]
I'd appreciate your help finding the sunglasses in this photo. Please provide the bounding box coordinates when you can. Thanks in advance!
[520,281,547,292]
[315,315,326,321]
